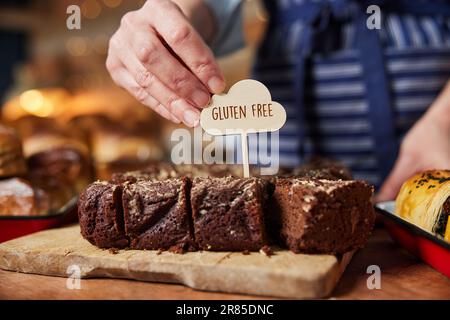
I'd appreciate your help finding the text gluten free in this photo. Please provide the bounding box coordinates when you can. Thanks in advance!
[211,104,274,121]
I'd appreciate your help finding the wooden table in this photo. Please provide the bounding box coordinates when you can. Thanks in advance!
[0,228,449,300]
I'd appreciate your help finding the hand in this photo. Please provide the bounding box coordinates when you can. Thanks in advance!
[106,0,225,127]
[377,109,450,202]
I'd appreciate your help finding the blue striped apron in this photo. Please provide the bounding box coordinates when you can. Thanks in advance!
[252,0,450,188]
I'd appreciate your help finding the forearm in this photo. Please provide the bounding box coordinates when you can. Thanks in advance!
[171,0,217,42]
[424,81,450,130]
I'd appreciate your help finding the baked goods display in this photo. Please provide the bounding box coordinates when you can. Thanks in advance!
[396,170,450,242]
[29,176,76,213]
[27,147,91,195]
[11,116,92,184]
[0,178,49,216]
[78,162,376,254]
[68,114,164,180]
[1,87,377,254]
[0,120,90,216]
[0,110,165,217]
[0,124,27,178]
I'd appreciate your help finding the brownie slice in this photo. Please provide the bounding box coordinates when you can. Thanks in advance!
[110,162,178,184]
[122,177,195,252]
[190,177,271,251]
[272,178,375,254]
[292,158,352,180]
[78,181,128,248]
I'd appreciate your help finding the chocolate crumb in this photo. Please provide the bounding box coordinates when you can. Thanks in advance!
[260,245,274,257]
[242,250,250,255]
[168,245,185,254]
[108,248,120,254]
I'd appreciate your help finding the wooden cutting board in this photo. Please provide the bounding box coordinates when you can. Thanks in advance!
[0,225,353,299]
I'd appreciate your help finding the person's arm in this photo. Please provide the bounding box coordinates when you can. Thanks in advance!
[106,0,225,127]
[171,0,217,42]
[377,81,450,201]
[169,0,244,56]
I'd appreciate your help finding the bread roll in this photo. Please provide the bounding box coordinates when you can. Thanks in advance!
[396,170,450,241]
[11,116,93,193]
[0,178,49,216]
[0,124,27,178]
[28,176,75,213]
[90,129,163,165]
[27,147,92,195]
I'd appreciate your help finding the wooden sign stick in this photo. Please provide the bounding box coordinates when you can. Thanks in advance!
[241,131,250,178]
[200,80,287,179]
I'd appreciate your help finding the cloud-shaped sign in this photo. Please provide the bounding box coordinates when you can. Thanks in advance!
[200,79,287,135]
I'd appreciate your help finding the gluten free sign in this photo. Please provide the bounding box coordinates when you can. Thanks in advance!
[200,79,287,177]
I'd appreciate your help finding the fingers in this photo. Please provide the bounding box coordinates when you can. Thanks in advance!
[142,0,226,93]
[120,18,211,108]
[106,0,224,127]
[107,41,200,127]
[376,154,419,203]
[106,57,180,124]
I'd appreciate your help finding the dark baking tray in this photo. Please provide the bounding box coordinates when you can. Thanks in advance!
[0,197,78,243]
[376,201,450,278]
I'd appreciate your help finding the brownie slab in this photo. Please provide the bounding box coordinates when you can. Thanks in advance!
[122,177,194,252]
[190,177,271,251]
[272,178,375,254]
[292,158,352,180]
[110,162,178,184]
[78,181,128,248]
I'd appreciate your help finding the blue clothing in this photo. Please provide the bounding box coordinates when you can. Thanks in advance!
[205,0,450,188]
[205,0,244,56]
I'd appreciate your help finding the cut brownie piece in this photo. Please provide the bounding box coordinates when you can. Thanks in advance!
[110,162,178,184]
[292,158,352,180]
[292,167,352,180]
[272,178,375,254]
[190,177,272,251]
[122,177,194,252]
[78,181,128,248]
[175,164,244,178]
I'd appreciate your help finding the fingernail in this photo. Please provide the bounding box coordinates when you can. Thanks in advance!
[208,76,226,93]
[171,114,181,124]
[191,89,210,107]
[182,109,200,127]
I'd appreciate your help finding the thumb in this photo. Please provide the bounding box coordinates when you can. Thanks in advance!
[376,155,417,203]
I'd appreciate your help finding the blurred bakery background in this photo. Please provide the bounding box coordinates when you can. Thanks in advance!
[0,0,267,215]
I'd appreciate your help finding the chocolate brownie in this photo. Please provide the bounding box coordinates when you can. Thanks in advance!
[121,177,195,252]
[175,164,244,178]
[190,177,272,251]
[272,178,375,254]
[110,163,178,184]
[77,181,128,248]
[292,158,352,180]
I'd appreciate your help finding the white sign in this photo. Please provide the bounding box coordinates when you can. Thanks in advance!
[200,79,287,177]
